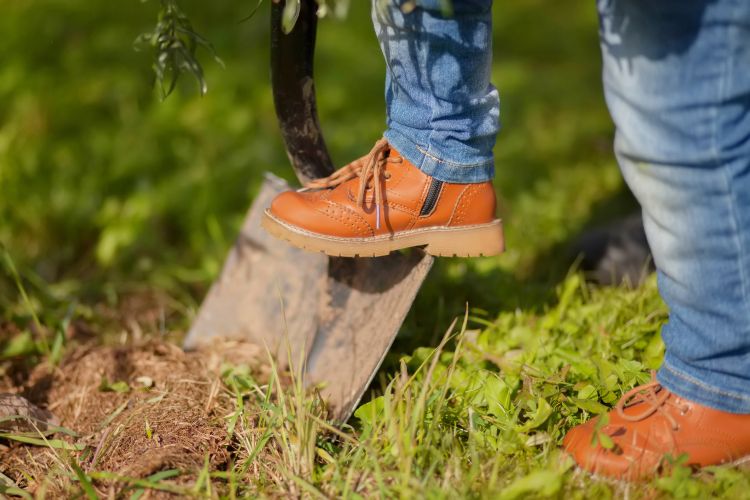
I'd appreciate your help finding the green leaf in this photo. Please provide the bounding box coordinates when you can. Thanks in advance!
[516,397,553,432]
[0,434,84,450]
[70,460,99,500]
[127,469,180,499]
[499,470,562,500]
[147,469,180,482]
[89,471,188,495]
[1,331,37,359]
[99,378,130,393]
[482,373,512,413]
[0,485,33,500]
[354,396,385,426]
[570,397,609,414]
[644,331,665,369]
[135,0,219,97]
[49,327,66,365]
[596,430,615,450]
[282,0,301,34]
[576,384,597,400]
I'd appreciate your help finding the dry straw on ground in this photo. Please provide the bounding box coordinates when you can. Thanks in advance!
[0,339,267,496]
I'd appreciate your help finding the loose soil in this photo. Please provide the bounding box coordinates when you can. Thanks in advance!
[0,339,267,497]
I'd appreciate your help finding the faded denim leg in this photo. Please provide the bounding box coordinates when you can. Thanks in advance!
[598,0,750,412]
[371,0,499,183]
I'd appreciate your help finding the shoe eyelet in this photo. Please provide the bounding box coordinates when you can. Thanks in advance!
[384,172,392,180]
[680,406,689,416]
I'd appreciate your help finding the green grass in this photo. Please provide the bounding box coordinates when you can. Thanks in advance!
[2,0,748,497]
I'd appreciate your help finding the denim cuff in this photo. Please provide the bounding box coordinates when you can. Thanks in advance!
[657,355,750,414]
[384,129,495,184]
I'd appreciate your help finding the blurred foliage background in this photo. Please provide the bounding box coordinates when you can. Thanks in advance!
[0,0,636,350]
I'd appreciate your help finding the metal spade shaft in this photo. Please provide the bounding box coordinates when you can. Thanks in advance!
[270,0,334,184]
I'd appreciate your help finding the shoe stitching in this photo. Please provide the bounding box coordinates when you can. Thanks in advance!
[304,138,398,230]
[317,206,370,237]
[385,203,421,229]
[670,437,742,451]
[620,429,738,450]
[387,201,419,215]
[455,185,481,225]
[383,161,410,192]
[315,202,375,237]
[345,189,419,217]
[269,215,498,242]
[448,184,473,225]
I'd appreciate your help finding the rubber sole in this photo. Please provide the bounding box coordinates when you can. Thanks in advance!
[262,210,505,258]
[568,453,750,484]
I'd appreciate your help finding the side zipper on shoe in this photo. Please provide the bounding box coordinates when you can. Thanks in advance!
[419,178,444,216]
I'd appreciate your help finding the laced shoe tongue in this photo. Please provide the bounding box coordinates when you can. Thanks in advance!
[301,138,402,229]
[302,139,388,190]
[614,373,689,431]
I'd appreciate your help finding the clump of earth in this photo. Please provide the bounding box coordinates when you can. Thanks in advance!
[0,339,267,496]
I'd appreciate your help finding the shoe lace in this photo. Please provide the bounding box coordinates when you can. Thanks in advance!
[303,138,402,229]
[615,372,690,431]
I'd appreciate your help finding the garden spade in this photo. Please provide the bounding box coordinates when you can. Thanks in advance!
[184,0,434,422]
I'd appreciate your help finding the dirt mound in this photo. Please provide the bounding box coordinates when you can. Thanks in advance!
[1,339,265,496]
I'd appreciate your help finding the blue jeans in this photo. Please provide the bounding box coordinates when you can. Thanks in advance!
[372,0,499,183]
[374,0,750,413]
[598,0,750,413]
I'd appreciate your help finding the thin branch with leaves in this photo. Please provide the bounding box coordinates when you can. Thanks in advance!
[135,0,453,98]
[135,0,223,98]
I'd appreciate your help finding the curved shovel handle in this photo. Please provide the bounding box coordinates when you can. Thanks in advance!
[271,0,335,184]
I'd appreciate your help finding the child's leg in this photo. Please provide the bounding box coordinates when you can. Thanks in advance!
[263,1,503,257]
[373,0,499,183]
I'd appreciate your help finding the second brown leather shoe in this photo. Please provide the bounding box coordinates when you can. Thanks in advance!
[262,139,504,258]
[563,375,750,480]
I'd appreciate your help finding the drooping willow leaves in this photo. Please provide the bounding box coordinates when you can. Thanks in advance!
[136,0,354,97]
[136,0,452,98]
[135,0,224,98]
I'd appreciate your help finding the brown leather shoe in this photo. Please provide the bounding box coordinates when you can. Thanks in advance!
[563,375,750,480]
[262,139,504,257]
